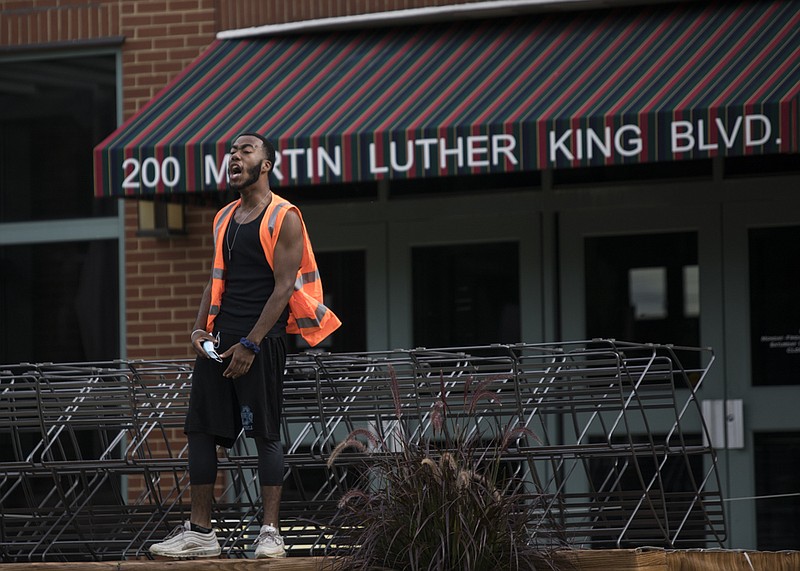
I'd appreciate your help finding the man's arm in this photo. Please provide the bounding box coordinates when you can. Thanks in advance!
[220,209,303,378]
[190,277,214,357]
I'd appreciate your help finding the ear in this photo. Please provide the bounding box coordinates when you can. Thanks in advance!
[262,159,272,173]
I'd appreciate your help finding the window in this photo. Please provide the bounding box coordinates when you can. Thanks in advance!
[585,232,699,348]
[0,52,120,364]
[288,250,366,353]
[749,226,800,386]
[0,240,119,363]
[755,432,800,550]
[0,55,117,222]
[412,242,520,348]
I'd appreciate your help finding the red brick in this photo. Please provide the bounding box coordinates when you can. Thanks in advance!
[173,284,202,296]
[170,2,204,12]
[153,37,185,49]
[156,248,188,261]
[123,62,153,75]
[124,38,156,51]
[133,24,169,38]
[153,60,185,74]
[158,321,190,333]
[135,1,169,14]
[140,333,173,345]
[128,251,157,263]
[139,262,173,274]
[127,303,154,315]
[127,275,156,287]
[167,22,203,35]
[122,14,154,27]
[136,49,171,63]
[182,9,216,23]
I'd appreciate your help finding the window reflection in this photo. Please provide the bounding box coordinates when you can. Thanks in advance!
[585,232,699,357]
[683,265,700,318]
[629,267,667,319]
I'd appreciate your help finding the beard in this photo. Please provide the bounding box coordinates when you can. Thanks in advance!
[228,162,262,192]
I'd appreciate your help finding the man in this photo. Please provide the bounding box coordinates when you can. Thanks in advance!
[150,133,340,559]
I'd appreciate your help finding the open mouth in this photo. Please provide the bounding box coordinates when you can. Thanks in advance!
[229,163,243,178]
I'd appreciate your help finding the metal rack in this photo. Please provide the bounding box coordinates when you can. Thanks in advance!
[0,340,726,561]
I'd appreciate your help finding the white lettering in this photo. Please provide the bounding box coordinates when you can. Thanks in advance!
[716,116,742,149]
[615,125,642,157]
[670,115,772,154]
[369,143,389,174]
[317,146,341,177]
[121,156,186,190]
[492,134,518,165]
[205,154,228,185]
[697,120,718,151]
[390,141,414,172]
[162,156,181,187]
[140,157,160,187]
[586,127,611,159]
[549,126,640,162]
[671,120,694,153]
[439,137,464,169]
[550,130,574,162]
[282,148,304,180]
[746,114,771,146]
[193,136,520,190]
[466,135,489,167]
[122,157,140,189]
[272,152,283,180]
[415,138,438,170]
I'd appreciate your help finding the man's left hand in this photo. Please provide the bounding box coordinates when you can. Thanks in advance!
[220,343,256,379]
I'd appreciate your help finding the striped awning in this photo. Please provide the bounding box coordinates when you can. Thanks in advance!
[94,0,800,197]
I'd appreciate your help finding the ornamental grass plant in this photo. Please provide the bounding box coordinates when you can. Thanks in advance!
[324,367,567,571]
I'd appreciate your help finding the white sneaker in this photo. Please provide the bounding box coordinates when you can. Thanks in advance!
[149,521,221,558]
[254,524,286,558]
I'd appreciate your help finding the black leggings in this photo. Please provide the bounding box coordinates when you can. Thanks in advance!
[188,431,284,486]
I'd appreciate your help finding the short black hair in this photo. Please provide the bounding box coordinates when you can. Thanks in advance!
[236,132,276,167]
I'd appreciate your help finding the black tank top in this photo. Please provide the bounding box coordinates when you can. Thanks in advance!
[214,205,289,337]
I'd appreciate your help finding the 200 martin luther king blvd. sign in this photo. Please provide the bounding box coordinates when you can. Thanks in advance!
[114,112,784,194]
[93,2,800,198]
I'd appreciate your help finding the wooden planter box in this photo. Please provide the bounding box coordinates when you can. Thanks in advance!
[2,550,799,570]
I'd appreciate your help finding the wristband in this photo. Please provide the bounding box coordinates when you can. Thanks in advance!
[191,329,207,340]
[239,337,261,354]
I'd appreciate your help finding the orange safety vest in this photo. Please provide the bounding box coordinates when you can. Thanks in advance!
[206,193,341,347]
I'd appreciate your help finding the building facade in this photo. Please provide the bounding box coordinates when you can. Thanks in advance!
[2,0,800,551]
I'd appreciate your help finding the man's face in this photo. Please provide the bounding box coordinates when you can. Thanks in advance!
[228,136,269,191]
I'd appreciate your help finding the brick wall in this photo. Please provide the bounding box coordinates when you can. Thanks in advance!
[125,200,216,359]
[115,0,220,360]
[0,1,122,44]
[118,0,217,119]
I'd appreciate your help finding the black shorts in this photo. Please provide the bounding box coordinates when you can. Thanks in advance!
[184,332,286,448]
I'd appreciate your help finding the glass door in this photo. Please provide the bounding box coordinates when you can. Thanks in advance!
[388,209,542,350]
[559,202,726,547]
[723,200,800,550]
